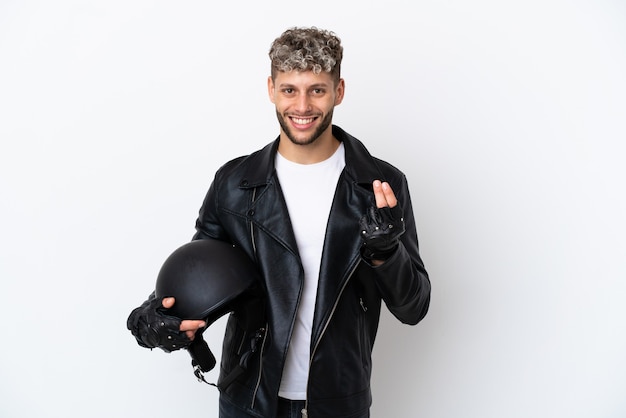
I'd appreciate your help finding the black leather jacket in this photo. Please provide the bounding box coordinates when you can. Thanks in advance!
[193,125,430,417]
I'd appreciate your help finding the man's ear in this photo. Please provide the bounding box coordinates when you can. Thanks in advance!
[334,78,345,106]
[267,76,276,104]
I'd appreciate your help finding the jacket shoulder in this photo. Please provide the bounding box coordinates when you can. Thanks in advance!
[214,141,276,184]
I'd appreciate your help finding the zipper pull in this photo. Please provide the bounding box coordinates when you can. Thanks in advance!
[301,408,308,417]
[359,297,368,312]
[250,327,265,353]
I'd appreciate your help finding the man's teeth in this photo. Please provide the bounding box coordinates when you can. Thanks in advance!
[292,117,314,125]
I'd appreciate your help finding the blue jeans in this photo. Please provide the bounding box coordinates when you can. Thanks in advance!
[276,398,371,418]
[277,398,306,418]
[218,397,305,417]
[219,396,370,417]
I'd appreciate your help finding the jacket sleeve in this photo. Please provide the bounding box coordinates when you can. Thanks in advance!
[193,170,228,242]
[369,174,431,325]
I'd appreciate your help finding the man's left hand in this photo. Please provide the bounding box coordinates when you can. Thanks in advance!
[359,180,405,264]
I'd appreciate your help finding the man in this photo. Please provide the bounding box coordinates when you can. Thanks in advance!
[128,27,430,418]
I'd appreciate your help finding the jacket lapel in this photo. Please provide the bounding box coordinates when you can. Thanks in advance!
[311,126,385,342]
[239,139,300,259]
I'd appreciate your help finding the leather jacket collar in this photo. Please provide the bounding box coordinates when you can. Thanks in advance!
[239,125,386,189]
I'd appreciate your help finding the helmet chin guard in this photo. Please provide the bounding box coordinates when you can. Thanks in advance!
[154,238,265,385]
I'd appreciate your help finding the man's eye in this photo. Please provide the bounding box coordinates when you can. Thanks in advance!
[283,88,294,94]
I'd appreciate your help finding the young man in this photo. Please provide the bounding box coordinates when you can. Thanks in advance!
[128,27,431,418]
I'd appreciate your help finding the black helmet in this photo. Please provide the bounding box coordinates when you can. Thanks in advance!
[155,238,261,322]
[155,238,265,382]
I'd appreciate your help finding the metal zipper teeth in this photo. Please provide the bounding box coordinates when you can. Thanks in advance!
[249,186,263,409]
[251,322,268,409]
[303,259,361,415]
[250,187,257,254]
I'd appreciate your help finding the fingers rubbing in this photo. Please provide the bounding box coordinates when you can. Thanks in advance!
[373,180,387,208]
[382,182,398,207]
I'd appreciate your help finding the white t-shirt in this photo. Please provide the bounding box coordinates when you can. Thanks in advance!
[275,142,346,400]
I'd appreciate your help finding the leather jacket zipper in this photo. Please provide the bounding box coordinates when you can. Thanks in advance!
[250,186,263,408]
[302,259,361,417]
[251,323,268,409]
[250,187,257,254]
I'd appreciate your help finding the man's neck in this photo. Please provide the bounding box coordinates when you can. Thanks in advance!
[277,129,340,164]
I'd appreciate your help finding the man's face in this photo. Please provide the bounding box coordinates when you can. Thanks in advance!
[268,70,344,146]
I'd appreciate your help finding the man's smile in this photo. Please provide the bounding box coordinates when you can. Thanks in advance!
[289,115,319,129]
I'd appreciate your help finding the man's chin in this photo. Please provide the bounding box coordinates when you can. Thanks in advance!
[287,134,317,146]
[284,126,319,146]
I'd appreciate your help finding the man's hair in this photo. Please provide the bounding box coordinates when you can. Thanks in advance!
[269,27,343,83]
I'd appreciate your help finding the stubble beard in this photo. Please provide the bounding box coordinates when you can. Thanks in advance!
[276,109,334,146]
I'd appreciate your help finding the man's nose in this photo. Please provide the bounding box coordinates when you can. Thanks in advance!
[294,94,312,113]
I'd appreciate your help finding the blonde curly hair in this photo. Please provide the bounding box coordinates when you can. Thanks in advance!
[269,27,343,83]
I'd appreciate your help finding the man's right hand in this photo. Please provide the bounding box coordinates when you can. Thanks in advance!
[127,294,206,352]
[161,297,207,340]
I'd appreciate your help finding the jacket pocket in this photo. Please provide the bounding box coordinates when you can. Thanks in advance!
[220,313,245,375]
[357,296,369,366]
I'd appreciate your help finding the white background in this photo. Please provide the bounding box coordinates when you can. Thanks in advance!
[1,1,625,417]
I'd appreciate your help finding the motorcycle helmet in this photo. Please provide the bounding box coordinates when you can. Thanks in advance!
[155,238,261,321]
[155,238,264,378]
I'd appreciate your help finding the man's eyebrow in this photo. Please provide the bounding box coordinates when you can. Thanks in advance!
[309,83,330,89]
[277,82,331,89]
